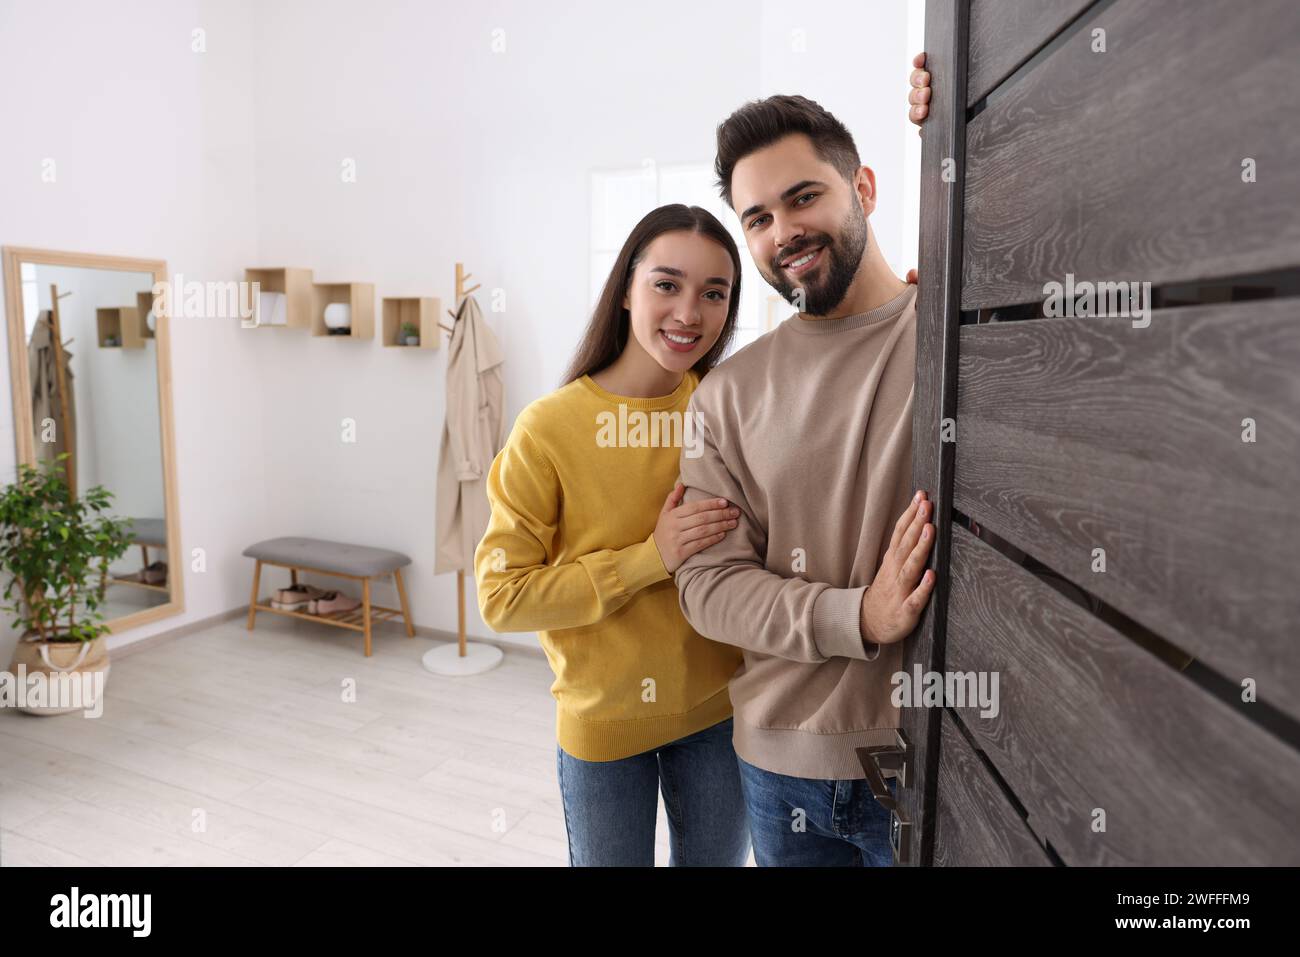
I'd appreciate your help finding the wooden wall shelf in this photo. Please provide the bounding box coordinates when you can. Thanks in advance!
[135,291,157,340]
[244,267,313,329]
[96,307,145,349]
[381,297,441,349]
[312,282,375,339]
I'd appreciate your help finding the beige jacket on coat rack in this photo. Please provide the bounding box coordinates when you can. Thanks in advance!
[434,294,505,575]
[29,310,78,489]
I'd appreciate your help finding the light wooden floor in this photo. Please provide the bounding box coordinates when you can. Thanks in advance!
[0,614,684,866]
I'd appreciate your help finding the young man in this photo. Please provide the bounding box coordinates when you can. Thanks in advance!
[673,85,936,867]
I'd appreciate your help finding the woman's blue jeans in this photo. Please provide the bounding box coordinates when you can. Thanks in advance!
[556,717,751,866]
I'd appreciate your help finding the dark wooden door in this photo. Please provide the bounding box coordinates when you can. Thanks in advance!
[889,0,1300,866]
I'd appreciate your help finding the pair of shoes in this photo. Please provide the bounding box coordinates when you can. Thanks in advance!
[142,561,167,585]
[271,584,329,610]
[309,590,361,616]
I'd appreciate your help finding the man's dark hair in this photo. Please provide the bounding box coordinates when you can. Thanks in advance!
[714,94,862,209]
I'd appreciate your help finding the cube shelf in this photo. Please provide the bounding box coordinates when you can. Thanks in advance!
[96,307,145,349]
[135,290,157,339]
[312,282,375,339]
[244,267,313,329]
[381,297,441,349]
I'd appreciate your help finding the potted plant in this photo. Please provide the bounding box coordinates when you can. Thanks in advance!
[0,454,134,715]
[400,321,420,346]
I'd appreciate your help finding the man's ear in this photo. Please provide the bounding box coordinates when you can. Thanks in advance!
[854,165,878,218]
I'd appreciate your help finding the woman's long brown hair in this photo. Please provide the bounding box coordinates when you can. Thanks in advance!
[560,204,742,387]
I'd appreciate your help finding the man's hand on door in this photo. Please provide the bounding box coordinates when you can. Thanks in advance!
[906,50,930,282]
[908,51,931,128]
[859,490,936,648]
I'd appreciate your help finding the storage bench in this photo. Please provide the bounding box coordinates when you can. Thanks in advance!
[243,536,415,656]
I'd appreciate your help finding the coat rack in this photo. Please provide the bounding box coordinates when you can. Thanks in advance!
[47,284,77,497]
[422,262,504,677]
[438,262,480,339]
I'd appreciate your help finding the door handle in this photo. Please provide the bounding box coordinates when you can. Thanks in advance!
[857,728,913,865]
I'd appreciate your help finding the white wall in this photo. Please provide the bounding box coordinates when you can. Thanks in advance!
[0,0,264,662]
[0,0,920,657]
[759,0,921,278]
[243,0,765,647]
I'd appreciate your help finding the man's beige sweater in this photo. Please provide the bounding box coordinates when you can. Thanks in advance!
[674,284,917,780]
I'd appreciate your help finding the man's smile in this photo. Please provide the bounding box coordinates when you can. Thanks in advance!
[780,244,825,276]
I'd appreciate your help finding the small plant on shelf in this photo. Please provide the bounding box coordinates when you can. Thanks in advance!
[400,321,420,346]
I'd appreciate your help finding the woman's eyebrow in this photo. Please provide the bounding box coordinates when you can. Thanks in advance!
[650,266,731,287]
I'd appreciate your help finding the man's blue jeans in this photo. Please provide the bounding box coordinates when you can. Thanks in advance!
[737,754,898,866]
[556,717,751,866]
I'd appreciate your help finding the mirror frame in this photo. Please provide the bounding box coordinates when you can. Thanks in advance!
[1,246,184,634]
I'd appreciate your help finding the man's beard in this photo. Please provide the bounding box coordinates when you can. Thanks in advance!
[767,204,869,316]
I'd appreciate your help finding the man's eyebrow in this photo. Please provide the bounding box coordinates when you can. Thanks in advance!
[650,266,732,288]
[739,179,828,224]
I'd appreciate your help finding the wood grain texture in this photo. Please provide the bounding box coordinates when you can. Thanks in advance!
[933,710,1053,866]
[967,0,1096,106]
[961,0,1300,309]
[953,300,1300,722]
[901,0,970,868]
[946,523,1300,865]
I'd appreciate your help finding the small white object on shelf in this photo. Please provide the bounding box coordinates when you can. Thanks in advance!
[145,309,157,332]
[323,302,351,331]
[255,291,287,327]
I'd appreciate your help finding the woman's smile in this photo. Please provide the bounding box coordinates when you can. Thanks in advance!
[660,328,702,352]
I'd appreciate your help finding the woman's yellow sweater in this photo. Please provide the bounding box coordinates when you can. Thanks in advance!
[474,371,742,761]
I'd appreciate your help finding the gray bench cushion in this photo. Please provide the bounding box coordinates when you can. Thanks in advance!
[126,517,167,546]
[242,537,412,577]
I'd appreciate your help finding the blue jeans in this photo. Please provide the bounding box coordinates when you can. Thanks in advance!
[556,717,751,866]
[737,754,898,866]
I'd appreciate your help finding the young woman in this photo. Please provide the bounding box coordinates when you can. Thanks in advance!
[474,204,749,866]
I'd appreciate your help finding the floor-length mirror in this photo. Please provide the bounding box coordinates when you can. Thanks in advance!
[3,248,183,631]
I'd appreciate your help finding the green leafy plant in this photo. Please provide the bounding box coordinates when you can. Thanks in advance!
[400,321,419,342]
[0,453,135,643]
